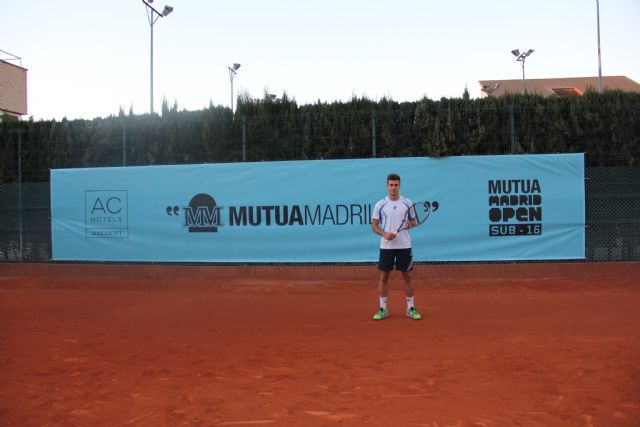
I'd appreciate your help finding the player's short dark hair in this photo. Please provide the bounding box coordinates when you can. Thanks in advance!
[387,173,401,183]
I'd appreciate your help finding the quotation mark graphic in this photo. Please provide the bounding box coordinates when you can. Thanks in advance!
[166,205,180,215]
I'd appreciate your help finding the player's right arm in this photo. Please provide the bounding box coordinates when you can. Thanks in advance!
[372,218,395,241]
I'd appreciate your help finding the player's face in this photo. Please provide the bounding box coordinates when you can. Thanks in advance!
[386,180,400,199]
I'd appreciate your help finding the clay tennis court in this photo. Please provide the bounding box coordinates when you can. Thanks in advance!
[1,262,639,427]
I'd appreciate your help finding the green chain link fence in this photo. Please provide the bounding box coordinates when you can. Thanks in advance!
[1,99,639,262]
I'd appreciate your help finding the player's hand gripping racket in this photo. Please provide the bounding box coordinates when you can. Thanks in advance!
[385,200,440,242]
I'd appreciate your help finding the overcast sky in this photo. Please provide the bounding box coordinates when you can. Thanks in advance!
[2,0,639,121]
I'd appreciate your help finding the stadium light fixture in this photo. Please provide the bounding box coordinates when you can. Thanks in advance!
[512,48,534,94]
[228,63,241,113]
[141,0,174,114]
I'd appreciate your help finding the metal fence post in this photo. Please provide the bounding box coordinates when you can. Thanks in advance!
[509,105,516,153]
[17,128,24,261]
[242,115,247,162]
[371,110,377,158]
[122,117,127,166]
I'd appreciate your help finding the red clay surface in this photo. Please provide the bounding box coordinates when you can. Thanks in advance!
[1,267,639,427]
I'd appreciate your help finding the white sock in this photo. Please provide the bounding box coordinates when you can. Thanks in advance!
[406,296,415,309]
[379,297,388,310]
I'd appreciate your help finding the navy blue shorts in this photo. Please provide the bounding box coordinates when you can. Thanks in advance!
[378,248,414,272]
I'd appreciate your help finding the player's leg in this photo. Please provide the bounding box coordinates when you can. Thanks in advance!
[373,250,392,320]
[373,270,390,320]
[401,270,414,298]
[397,249,422,320]
[403,272,422,319]
[378,269,390,298]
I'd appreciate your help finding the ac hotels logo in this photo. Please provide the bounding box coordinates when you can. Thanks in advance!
[85,190,129,238]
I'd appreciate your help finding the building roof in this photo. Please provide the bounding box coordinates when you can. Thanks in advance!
[0,58,28,116]
[478,76,640,97]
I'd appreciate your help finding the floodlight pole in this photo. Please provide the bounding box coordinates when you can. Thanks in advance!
[512,49,535,94]
[228,63,241,113]
[596,0,603,93]
[142,0,173,114]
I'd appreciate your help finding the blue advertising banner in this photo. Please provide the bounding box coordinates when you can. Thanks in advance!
[51,154,585,262]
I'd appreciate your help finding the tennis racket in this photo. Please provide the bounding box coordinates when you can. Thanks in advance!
[386,200,440,241]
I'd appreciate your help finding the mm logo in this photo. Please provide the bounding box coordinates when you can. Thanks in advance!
[167,193,223,233]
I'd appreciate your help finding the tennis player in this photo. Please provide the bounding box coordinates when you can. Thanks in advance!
[371,173,422,320]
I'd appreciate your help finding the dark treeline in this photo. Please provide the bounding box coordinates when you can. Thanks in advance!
[1,90,639,183]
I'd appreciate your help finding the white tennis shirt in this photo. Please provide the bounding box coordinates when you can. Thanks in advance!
[372,196,414,249]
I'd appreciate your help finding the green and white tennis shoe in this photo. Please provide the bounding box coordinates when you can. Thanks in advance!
[372,308,389,320]
[406,307,422,320]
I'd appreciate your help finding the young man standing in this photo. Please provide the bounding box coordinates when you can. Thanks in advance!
[371,173,422,320]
